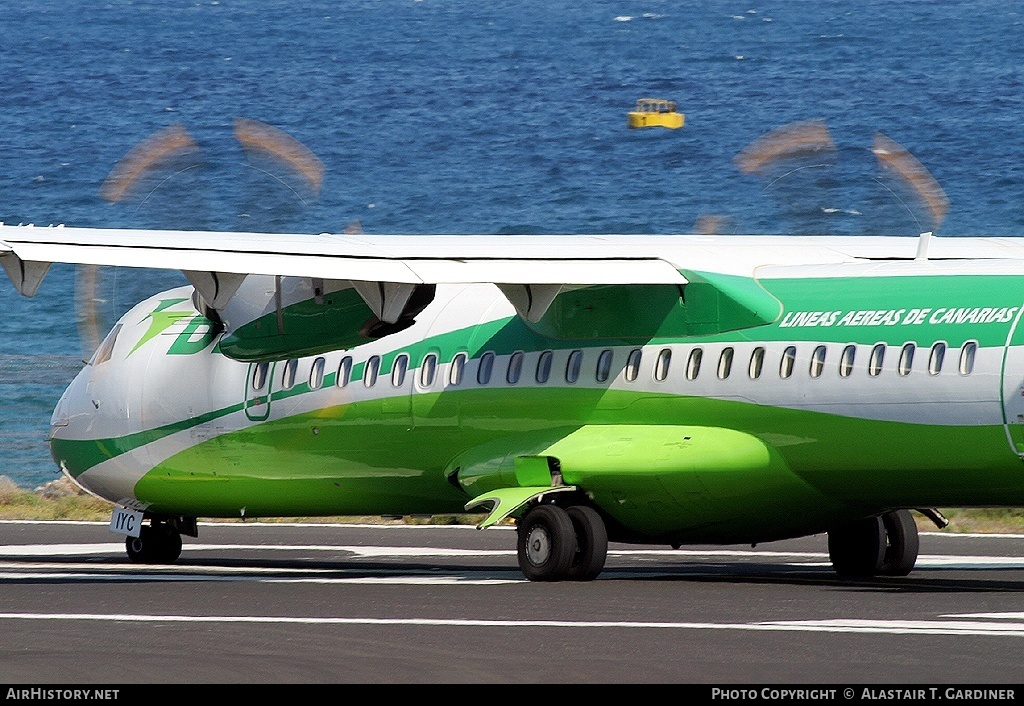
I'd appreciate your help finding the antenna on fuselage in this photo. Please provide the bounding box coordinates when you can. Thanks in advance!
[916,231,932,260]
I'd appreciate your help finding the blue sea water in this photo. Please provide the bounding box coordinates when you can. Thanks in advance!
[2,0,1024,487]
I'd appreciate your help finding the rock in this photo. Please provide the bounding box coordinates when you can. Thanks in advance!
[34,476,88,499]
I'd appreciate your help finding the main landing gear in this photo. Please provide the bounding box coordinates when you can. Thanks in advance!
[517,503,609,582]
[125,518,185,564]
[827,509,919,578]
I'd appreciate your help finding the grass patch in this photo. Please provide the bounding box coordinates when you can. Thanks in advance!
[0,476,116,521]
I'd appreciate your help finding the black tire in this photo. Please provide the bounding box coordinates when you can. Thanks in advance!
[125,528,153,564]
[828,516,885,578]
[125,523,182,565]
[517,505,576,581]
[153,523,183,563]
[565,505,608,581]
[879,509,919,576]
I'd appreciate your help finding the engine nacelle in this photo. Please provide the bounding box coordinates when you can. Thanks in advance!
[209,275,434,362]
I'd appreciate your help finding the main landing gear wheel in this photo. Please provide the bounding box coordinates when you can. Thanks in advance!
[517,504,610,582]
[125,522,183,564]
[879,509,919,576]
[565,505,608,581]
[517,505,576,581]
[827,510,919,578]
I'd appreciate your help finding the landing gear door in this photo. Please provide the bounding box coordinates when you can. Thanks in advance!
[245,361,274,421]
[1001,310,1024,456]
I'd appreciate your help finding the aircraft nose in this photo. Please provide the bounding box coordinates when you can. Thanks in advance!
[48,365,96,478]
[50,376,76,430]
[50,364,90,431]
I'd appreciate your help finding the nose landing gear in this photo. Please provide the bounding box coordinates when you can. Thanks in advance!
[125,520,183,564]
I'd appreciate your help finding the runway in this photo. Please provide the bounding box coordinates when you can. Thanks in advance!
[2,520,1024,684]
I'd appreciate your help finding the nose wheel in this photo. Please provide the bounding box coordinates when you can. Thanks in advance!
[125,521,183,564]
[516,503,608,582]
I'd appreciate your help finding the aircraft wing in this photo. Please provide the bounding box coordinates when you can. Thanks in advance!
[0,224,689,288]
[6,225,1024,288]
[6,224,1024,341]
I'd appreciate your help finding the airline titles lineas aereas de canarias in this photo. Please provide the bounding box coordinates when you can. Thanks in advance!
[778,307,1020,328]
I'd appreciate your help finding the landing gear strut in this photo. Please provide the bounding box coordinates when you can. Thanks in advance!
[827,509,919,578]
[125,520,183,564]
[517,503,609,582]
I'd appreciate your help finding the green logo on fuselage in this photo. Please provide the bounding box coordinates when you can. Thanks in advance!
[129,298,217,356]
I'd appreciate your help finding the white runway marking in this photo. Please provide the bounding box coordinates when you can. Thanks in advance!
[763,619,1024,636]
[0,612,1022,637]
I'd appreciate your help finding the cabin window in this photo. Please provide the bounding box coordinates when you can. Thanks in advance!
[596,349,613,383]
[281,359,298,389]
[566,350,583,383]
[449,353,466,386]
[655,349,672,381]
[309,357,325,390]
[839,345,856,378]
[868,344,885,377]
[251,361,269,391]
[898,343,915,376]
[625,349,642,382]
[536,350,553,383]
[809,346,826,378]
[91,323,122,366]
[420,353,438,388]
[959,341,977,375]
[780,346,796,379]
[507,351,524,384]
[364,355,381,387]
[392,354,409,387]
[337,357,352,387]
[928,342,946,375]
[686,348,702,381]
[477,351,495,385]
[717,348,734,379]
[748,347,764,379]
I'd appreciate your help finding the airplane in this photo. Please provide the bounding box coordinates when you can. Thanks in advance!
[3,222,1024,581]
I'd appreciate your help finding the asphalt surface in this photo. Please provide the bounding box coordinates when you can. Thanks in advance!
[2,520,1024,685]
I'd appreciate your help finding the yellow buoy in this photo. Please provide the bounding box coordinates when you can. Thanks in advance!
[628,98,684,129]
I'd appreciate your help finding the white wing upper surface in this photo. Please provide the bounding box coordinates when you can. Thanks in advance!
[6,223,1021,281]
[5,223,1024,306]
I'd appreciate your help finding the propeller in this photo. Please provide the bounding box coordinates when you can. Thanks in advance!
[870,131,949,229]
[692,214,730,235]
[732,119,949,236]
[78,119,327,358]
[734,119,837,176]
